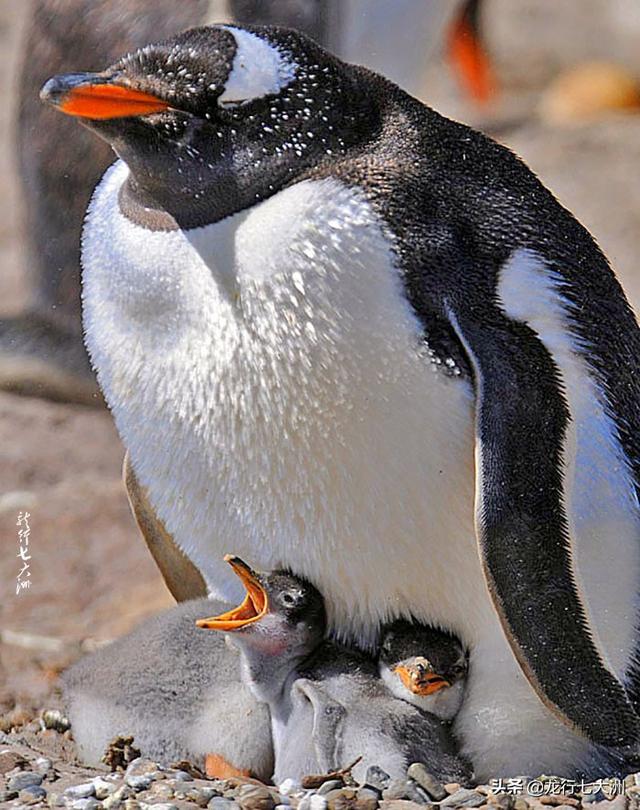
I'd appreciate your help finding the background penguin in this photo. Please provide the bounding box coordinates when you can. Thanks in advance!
[197,556,471,785]
[42,24,640,777]
[5,0,488,404]
[62,596,273,779]
[378,619,468,721]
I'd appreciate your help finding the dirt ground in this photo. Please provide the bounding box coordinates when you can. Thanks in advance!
[1,0,640,755]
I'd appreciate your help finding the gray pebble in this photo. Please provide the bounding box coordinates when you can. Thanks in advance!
[407,764,447,801]
[171,769,194,782]
[238,783,276,810]
[366,767,392,792]
[488,794,515,810]
[146,782,175,800]
[64,782,96,800]
[584,792,607,805]
[71,799,102,810]
[382,780,430,805]
[279,780,300,797]
[34,756,53,774]
[310,795,328,810]
[126,774,153,791]
[103,784,135,808]
[319,782,345,796]
[19,784,47,802]
[275,805,291,810]
[181,785,219,807]
[441,788,486,808]
[358,787,383,802]
[93,777,117,799]
[125,757,160,776]
[298,794,313,810]
[210,799,241,810]
[8,770,43,791]
[147,804,180,810]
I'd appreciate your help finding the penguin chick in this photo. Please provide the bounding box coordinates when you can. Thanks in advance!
[379,619,468,721]
[62,597,272,778]
[198,556,470,785]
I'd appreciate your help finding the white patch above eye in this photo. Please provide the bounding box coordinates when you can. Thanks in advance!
[218,27,296,106]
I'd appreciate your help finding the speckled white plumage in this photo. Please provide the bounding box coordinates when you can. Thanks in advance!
[218,26,296,105]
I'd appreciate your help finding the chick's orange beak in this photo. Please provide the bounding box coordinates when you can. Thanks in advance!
[40,74,169,120]
[394,658,451,696]
[196,555,268,632]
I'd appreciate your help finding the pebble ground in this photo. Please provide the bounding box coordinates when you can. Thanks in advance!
[1,713,639,810]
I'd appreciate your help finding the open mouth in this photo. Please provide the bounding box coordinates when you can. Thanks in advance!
[394,660,451,696]
[196,555,268,631]
[40,74,170,120]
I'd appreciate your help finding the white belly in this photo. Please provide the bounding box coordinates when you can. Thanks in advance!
[83,162,481,641]
[82,161,613,776]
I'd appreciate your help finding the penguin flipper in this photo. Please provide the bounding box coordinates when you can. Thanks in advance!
[294,679,346,773]
[123,452,208,602]
[445,301,640,748]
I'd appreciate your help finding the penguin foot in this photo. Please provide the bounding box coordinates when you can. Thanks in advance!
[204,753,252,780]
[0,311,102,406]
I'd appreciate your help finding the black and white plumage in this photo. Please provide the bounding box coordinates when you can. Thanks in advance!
[42,24,640,777]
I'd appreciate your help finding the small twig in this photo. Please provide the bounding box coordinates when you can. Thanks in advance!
[301,756,363,789]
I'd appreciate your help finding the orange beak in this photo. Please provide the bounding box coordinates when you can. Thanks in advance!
[40,74,169,120]
[394,658,451,696]
[196,555,268,632]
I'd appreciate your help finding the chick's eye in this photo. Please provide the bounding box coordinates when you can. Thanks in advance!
[280,591,297,607]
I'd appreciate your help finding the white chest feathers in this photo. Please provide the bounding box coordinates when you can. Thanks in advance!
[82,161,477,642]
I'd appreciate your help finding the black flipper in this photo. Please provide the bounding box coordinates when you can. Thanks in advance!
[445,299,640,747]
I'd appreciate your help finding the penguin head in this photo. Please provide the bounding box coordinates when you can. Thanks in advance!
[40,24,377,229]
[196,554,326,660]
[378,619,468,721]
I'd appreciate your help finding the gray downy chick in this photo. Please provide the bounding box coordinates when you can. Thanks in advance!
[63,596,272,778]
[379,618,468,721]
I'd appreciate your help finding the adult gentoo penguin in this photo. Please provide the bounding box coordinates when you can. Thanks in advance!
[41,24,640,776]
[197,556,469,784]
[8,0,483,406]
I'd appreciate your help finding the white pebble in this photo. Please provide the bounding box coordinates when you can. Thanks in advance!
[64,782,96,799]
[310,795,327,810]
[278,779,299,796]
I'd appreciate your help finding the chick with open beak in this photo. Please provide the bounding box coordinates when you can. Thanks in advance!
[197,555,326,708]
[379,619,468,721]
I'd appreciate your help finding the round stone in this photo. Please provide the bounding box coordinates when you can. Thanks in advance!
[19,784,47,803]
[8,770,43,791]
[64,781,96,800]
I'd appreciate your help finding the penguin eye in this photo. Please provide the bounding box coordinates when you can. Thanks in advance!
[279,591,298,608]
